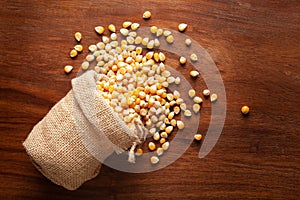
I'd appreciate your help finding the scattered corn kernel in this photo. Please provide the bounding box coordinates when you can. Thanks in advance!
[185,38,192,46]
[81,61,89,70]
[166,35,174,44]
[120,28,129,36]
[162,141,169,150]
[160,138,166,144]
[190,70,199,78]
[190,53,198,62]
[194,134,202,141]
[178,23,187,32]
[188,89,196,98]
[184,109,192,117]
[156,28,163,37]
[143,11,151,19]
[64,65,73,74]
[122,21,132,28]
[170,119,177,126]
[148,142,156,151]
[74,44,83,52]
[150,26,158,34]
[70,49,78,58]
[131,23,140,30]
[175,77,181,85]
[174,106,180,114]
[95,26,105,35]
[108,24,116,32]
[210,93,218,102]
[194,96,203,104]
[88,45,97,52]
[156,147,164,156]
[192,104,201,113]
[163,30,172,37]
[153,132,160,141]
[135,148,143,156]
[203,89,210,96]
[150,156,159,164]
[74,32,82,42]
[165,126,173,134]
[179,56,187,65]
[177,120,185,129]
[241,105,250,115]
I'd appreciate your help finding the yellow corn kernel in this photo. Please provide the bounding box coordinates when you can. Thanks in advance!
[74,44,83,52]
[189,70,199,78]
[135,148,143,156]
[241,105,250,115]
[148,142,156,151]
[108,24,116,32]
[64,65,73,74]
[194,134,202,141]
[95,26,105,34]
[143,11,151,19]
[70,49,78,58]
[74,32,82,42]
[178,23,188,32]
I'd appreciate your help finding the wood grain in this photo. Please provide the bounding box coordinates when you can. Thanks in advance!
[1,0,299,199]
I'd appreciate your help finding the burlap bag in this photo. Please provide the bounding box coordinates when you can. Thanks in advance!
[23,70,143,190]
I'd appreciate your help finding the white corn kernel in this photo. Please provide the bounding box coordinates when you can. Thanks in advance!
[175,77,181,84]
[193,96,203,104]
[64,65,73,73]
[203,89,210,96]
[81,61,89,70]
[177,120,185,129]
[190,70,199,78]
[162,141,169,150]
[192,104,201,113]
[210,93,218,102]
[185,38,192,46]
[88,45,97,52]
[190,53,198,62]
[178,23,188,32]
[120,28,129,36]
[150,156,159,164]
[156,147,164,156]
[188,89,196,98]
[179,56,187,65]
[184,109,192,117]
[165,126,173,134]
[174,106,180,114]
[163,30,172,37]
[153,132,160,141]
[160,132,168,138]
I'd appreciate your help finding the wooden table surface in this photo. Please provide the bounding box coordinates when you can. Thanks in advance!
[1,0,299,199]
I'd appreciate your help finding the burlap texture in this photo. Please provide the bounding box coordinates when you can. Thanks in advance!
[23,71,140,190]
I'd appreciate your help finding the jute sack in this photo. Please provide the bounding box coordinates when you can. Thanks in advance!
[23,70,143,190]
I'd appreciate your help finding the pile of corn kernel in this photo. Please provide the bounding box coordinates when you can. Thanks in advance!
[65,11,219,164]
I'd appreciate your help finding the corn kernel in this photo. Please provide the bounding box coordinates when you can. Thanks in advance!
[194,96,203,104]
[185,38,192,46]
[210,93,218,102]
[179,56,187,65]
[241,105,250,115]
[203,89,210,96]
[156,147,164,156]
[150,156,159,164]
[123,21,132,28]
[70,49,78,58]
[95,26,105,34]
[194,134,202,141]
[184,109,192,117]
[74,44,83,52]
[192,104,201,113]
[74,32,82,42]
[160,138,166,144]
[135,148,143,156]
[131,23,140,30]
[188,89,196,98]
[178,23,188,32]
[148,142,156,151]
[190,70,199,78]
[143,11,151,19]
[166,35,174,44]
[64,65,73,74]
[165,126,173,134]
[162,141,169,150]
[190,53,198,62]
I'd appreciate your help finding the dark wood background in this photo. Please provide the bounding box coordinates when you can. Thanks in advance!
[1,0,299,199]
